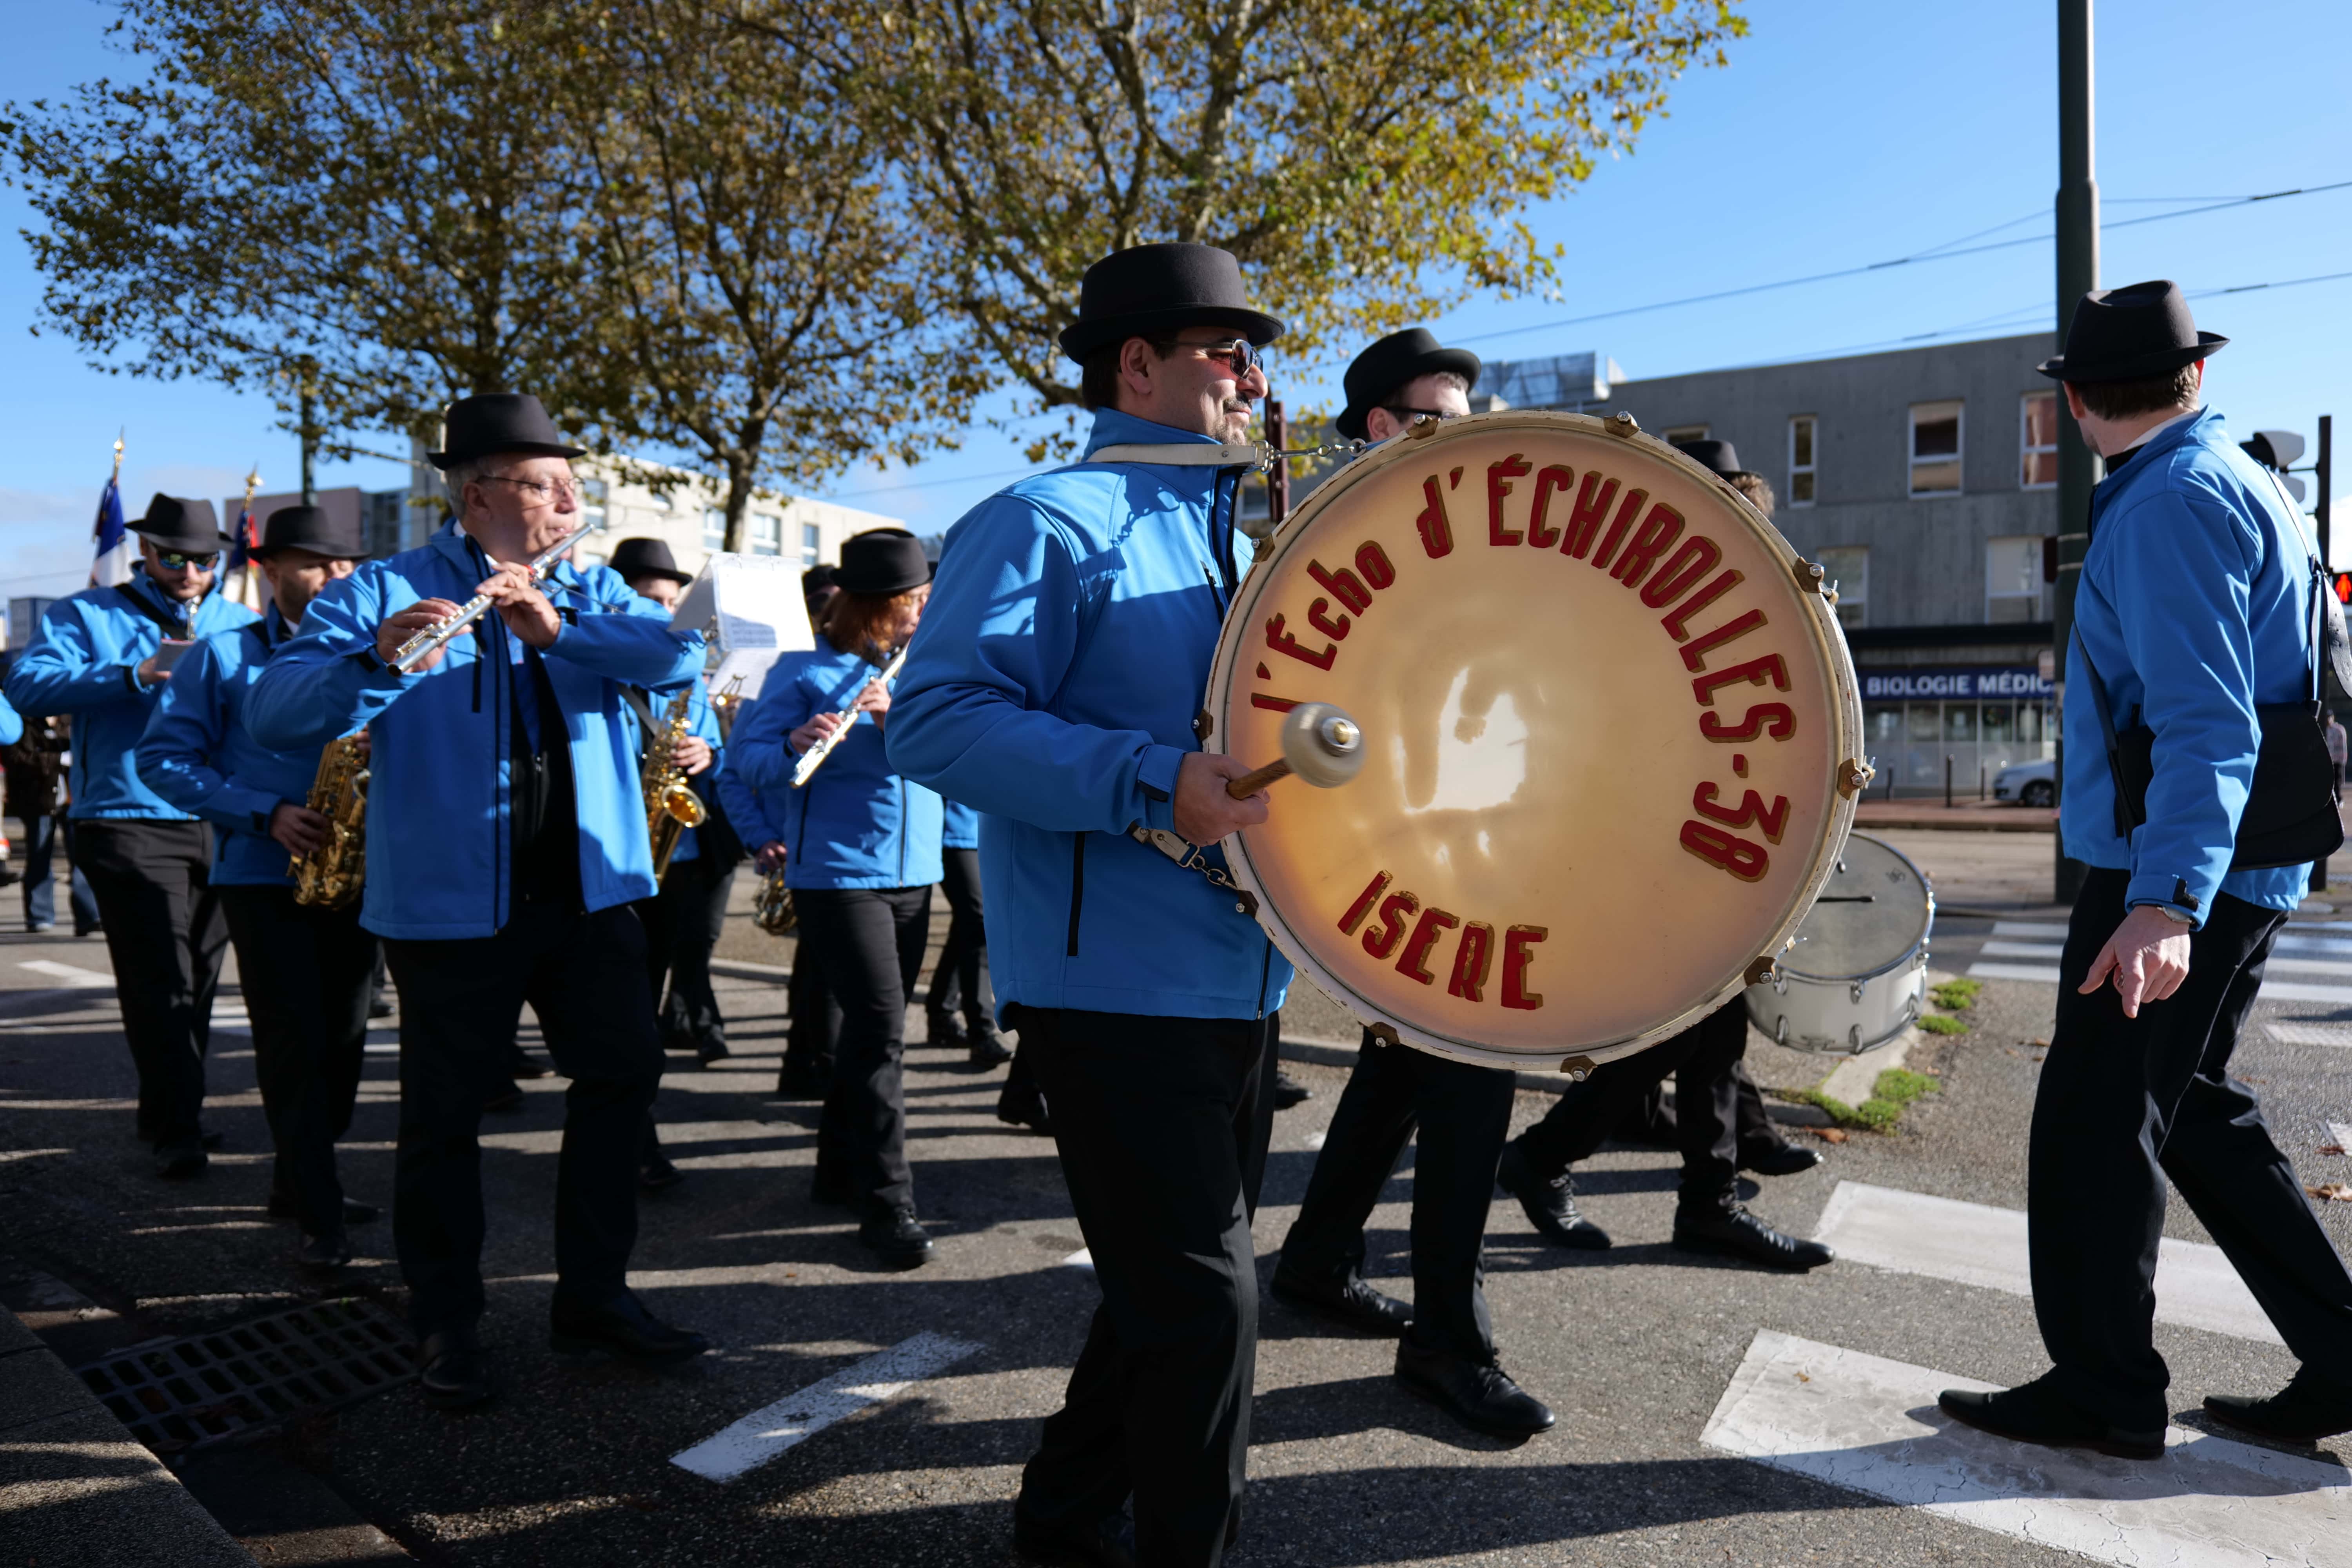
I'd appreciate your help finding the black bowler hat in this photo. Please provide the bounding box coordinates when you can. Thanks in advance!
[802,563,839,596]
[426,392,586,470]
[608,536,691,585]
[1674,439,1759,483]
[130,494,232,554]
[1336,328,1482,440]
[1058,242,1285,363]
[2037,279,2227,383]
[836,529,929,595]
[250,503,367,561]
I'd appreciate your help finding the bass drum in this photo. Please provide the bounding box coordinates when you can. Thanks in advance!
[1744,833,1934,1054]
[1205,410,1867,1073]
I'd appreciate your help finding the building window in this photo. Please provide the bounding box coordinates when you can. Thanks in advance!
[750,511,782,555]
[2020,392,2060,489]
[1817,545,1866,630]
[802,522,820,566]
[1788,416,1817,506]
[581,478,608,532]
[702,508,726,549]
[1909,400,1963,496]
[1987,535,2043,623]
[1663,423,1710,446]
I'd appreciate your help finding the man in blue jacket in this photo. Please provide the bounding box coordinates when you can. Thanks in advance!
[138,503,378,1270]
[1940,283,2352,1455]
[6,495,256,1176]
[889,242,1287,1568]
[246,394,710,1410]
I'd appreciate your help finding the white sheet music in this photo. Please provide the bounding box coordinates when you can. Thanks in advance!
[672,553,815,695]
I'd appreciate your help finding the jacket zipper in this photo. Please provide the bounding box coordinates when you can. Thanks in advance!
[1255,940,1272,1020]
[1066,833,1086,958]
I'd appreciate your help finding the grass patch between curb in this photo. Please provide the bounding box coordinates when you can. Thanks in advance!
[1776,1067,1942,1133]
[1916,1013,1968,1036]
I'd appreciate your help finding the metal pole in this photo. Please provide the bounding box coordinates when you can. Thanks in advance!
[1266,397,1290,526]
[2317,414,2336,894]
[2051,0,2099,905]
[1945,754,1954,810]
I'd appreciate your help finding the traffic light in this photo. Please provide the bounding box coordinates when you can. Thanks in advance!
[2334,572,2351,606]
[2244,430,2310,503]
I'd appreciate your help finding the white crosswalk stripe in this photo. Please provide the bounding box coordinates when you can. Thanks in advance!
[16,959,111,987]
[1964,950,2352,1006]
[1703,1330,2352,1567]
[670,1332,983,1483]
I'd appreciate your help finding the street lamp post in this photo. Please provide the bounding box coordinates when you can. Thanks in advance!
[2051,0,2099,906]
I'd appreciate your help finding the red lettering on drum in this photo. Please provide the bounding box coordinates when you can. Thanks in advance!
[1590,488,1648,572]
[1680,820,1770,882]
[1640,535,1721,608]
[1448,467,1463,489]
[1610,503,1682,586]
[1487,455,1531,546]
[1691,653,1789,706]
[1265,612,1337,671]
[1337,869,1391,936]
[1677,609,1768,672]
[1693,782,1791,844]
[1562,472,1619,559]
[1307,598,1351,639]
[1448,922,1495,1002]
[1363,891,1420,960]
[1660,569,1744,640]
[1526,466,1570,549]
[1501,925,1548,1011]
[1356,542,1396,589]
[1700,702,1795,742]
[1396,906,1461,985]
[1255,662,1270,680]
[1416,476,1455,559]
[1309,558,1372,614]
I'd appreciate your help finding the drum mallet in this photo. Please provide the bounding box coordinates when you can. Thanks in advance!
[1226,702,1367,797]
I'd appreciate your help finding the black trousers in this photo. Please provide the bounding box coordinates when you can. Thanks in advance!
[1621,1062,1786,1154]
[1280,1032,1515,1361]
[1016,1005,1277,1568]
[20,809,101,932]
[2032,868,2352,1427]
[381,901,662,1336]
[642,853,733,1055]
[1515,999,1747,1209]
[75,820,229,1145]
[785,931,840,1078]
[925,847,991,1031]
[219,886,377,1239]
[794,885,931,1213]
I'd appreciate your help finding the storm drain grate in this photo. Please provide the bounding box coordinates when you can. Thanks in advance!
[73,1296,416,1453]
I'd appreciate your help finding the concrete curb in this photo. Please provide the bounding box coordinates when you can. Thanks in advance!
[0,1303,253,1567]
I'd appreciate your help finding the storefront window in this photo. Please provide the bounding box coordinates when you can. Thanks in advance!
[1944,705,1977,742]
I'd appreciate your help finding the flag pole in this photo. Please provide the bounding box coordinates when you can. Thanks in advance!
[235,463,264,609]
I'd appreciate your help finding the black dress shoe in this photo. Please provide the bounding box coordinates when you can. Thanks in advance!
[1939,1377,2162,1459]
[297,1232,352,1273]
[418,1328,493,1410]
[697,1041,731,1066]
[1394,1338,1556,1439]
[1495,1142,1611,1250]
[640,1155,686,1191]
[859,1205,935,1268]
[549,1290,710,1364]
[998,1080,1053,1135]
[506,1053,550,1080]
[927,1009,969,1049]
[968,1030,1014,1071]
[1270,1263,1413,1336]
[267,1191,381,1225]
[1273,1069,1311,1109]
[368,997,395,1019]
[1740,1141,1823,1177]
[153,1138,208,1180]
[1011,1506,1137,1568]
[2203,1368,2352,1443]
[1673,1203,1834,1270]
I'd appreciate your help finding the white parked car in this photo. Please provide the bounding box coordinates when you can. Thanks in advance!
[1991,758,2055,807]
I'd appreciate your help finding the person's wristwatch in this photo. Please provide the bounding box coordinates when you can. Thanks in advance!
[2152,905,2194,926]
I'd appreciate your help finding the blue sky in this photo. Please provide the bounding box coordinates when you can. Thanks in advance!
[2,0,2347,600]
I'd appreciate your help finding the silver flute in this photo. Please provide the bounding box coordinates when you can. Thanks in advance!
[790,645,909,788]
[390,522,604,674]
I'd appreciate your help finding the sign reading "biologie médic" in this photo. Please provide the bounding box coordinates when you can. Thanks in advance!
[1214,416,1858,1065]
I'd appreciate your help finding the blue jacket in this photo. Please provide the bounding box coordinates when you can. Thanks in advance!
[886,408,1292,1021]
[0,693,19,748]
[137,607,347,886]
[617,677,724,866]
[2062,408,2315,922]
[942,799,980,850]
[731,645,944,890]
[5,575,258,820]
[715,693,783,850]
[245,520,705,938]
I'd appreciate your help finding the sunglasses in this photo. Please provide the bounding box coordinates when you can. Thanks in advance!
[1179,336,1267,377]
[1381,406,1463,424]
[156,550,220,572]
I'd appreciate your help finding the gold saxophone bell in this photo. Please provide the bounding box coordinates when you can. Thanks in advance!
[753,866,797,935]
[292,734,369,909]
[644,688,708,884]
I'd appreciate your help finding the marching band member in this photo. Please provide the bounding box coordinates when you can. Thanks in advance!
[889,242,1287,1568]
[711,727,837,1098]
[1495,439,1835,1274]
[137,504,379,1271]
[246,394,710,1410]
[1271,329,1554,1440]
[925,797,1010,1067]
[6,496,256,1177]
[731,527,943,1268]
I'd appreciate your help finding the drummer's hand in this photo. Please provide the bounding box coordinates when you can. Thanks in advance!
[790,711,846,756]
[378,599,466,672]
[2079,904,2191,1019]
[1175,752,1269,844]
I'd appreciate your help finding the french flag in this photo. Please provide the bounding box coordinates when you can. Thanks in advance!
[89,473,130,587]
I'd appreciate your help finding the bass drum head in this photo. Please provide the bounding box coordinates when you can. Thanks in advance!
[1781,832,1934,981]
[1208,411,1864,1070]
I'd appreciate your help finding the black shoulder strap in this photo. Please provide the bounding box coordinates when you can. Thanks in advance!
[113,585,184,638]
[617,685,657,760]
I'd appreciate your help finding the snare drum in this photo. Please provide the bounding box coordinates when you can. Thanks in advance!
[1744,833,1934,1054]
[1205,410,1868,1072]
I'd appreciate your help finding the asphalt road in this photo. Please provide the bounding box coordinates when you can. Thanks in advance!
[4,839,2351,1566]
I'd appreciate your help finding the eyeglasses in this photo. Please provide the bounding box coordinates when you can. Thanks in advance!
[1381,407,1463,424]
[155,550,220,572]
[1178,337,1266,378]
[475,473,579,506]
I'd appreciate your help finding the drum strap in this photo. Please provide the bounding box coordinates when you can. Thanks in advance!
[1087,442,1268,469]
[1127,825,1259,919]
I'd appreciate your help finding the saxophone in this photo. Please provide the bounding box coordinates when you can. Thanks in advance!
[644,688,709,884]
[753,863,797,935]
[292,735,369,909]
